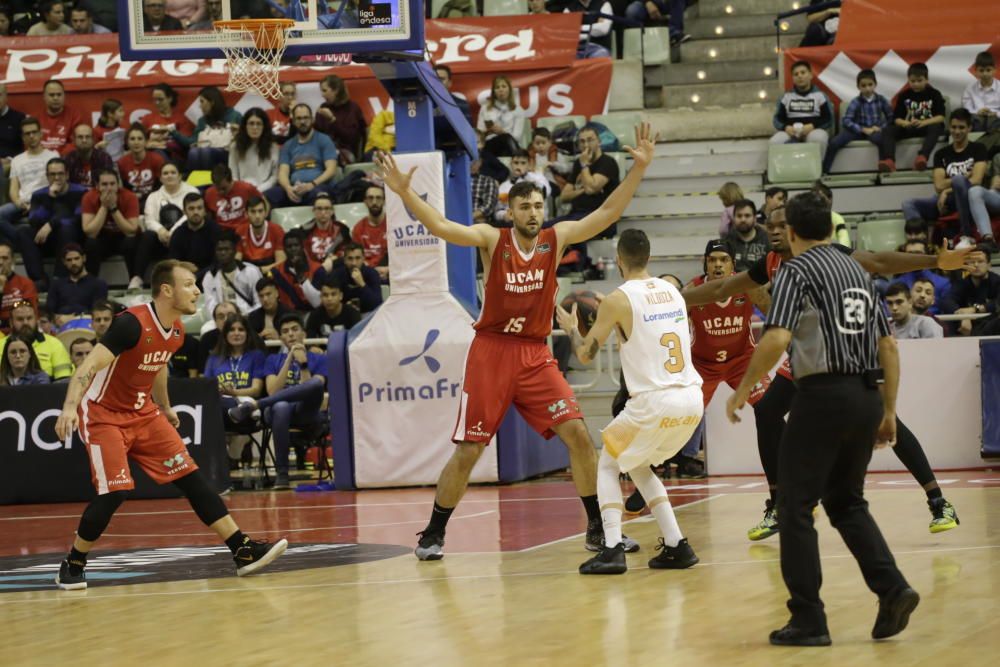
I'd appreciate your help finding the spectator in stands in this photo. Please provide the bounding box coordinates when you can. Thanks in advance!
[0,84,25,168]
[969,160,1000,253]
[230,108,280,194]
[941,246,1000,335]
[306,278,360,338]
[21,158,88,289]
[364,110,395,159]
[527,0,547,11]
[351,185,388,280]
[811,180,851,246]
[471,153,500,225]
[756,185,787,226]
[229,312,328,489]
[69,337,94,368]
[799,0,839,47]
[164,0,205,28]
[303,193,351,263]
[899,218,934,251]
[65,124,116,187]
[144,161,200,247]
[77,0,118,32]
[562,0,613,58]
[885,282,943,339]
[770,60,832,159]
[167,325,202,378]
[0,7,13,36]
[902,109,988,247]
[70,5,111,33]
[314,75,367,164]
[197,300,237,370]
[169,192,219,268]
[716,181,744,236]
[249,276,290,340]
[963,51,1000,133]
[205,163,262,233]
[237,197,285,270]
[175,86,241,171]
[47,243,107,325]
[188,0,222,30]
[27,1,74,36]
[1,119,59,248]
[723,199,770,272]
[143,0,184,31]
[142,83,193,162]
[267,103,339,208]
[93,100,127,162]
[266,82,296,143]
[822,69,893,175]
[560,125,620,237]
[202,230,263,317]
[528,126,569,192]
[118,125,165,204]
[893,240,952,306]
[432,65,473,125]
[885,62,946,172]
[38,80,82,155]
[911,277,938,317]
[0,240,37,332]
[270,229,320,311]
[477,76,525,157]
[0,334,50,386]
[81,169,154,290]
[496,149,550,224]
[204,311,267,425]
[9,300,72,380]
[90,299,116,338]
[624,0,690,46]
[318,242,382,313]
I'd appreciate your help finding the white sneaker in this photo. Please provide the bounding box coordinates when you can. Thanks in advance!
[955,236,976,250]
[127,276,144,290]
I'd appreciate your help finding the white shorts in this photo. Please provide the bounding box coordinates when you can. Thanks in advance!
[601,385,704,473]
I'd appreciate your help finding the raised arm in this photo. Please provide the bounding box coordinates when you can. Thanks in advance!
[851,246,973,275]
[555,123,658,246]
[682,271,763,307]
[374,151,497,248]
[555,291,626,365]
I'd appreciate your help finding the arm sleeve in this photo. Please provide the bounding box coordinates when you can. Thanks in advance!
[962,83,975,112]
[879,96,894,127]
[773,97,788,131]
[932,90,946,117]
[99,311,142,356]
[922,317,944,338]
[842,98,862,133]
[746,255,770,286]
[357,267,383,311]
[144,191,164,234]
[765,267,804,332]
[817,93,834,130]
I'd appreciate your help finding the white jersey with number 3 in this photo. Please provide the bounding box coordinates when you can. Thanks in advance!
[617,278,702,395]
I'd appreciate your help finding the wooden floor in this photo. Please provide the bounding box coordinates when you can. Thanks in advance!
[2,472,999,666]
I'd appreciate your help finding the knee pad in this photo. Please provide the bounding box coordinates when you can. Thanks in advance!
[173,470,229,526]
[77,490,128,542]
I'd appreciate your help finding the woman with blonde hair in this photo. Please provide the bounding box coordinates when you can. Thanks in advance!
[476,75,525,156]
[717,181,745,236]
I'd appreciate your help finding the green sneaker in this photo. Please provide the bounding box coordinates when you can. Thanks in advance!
[748,500,779,541]
[928,498,959,533]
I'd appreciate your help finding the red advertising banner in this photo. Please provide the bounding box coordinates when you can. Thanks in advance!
[833,0,1000,48]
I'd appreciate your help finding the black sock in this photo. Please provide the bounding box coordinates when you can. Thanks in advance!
[68,547,88,565]
[224,530,247,554]
[425,502,454,535]
[926,487,943,501]
[581,494,600,522]
[768,486,778,506]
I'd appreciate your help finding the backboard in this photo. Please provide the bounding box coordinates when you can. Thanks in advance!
[118,0,424,61]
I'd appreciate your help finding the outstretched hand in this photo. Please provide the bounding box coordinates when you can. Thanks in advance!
[374,151,416,195]
[937,246,975,271]
[555,302,579,334]
[622,122,658,170]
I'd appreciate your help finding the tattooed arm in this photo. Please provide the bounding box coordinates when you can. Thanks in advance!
[555,290,629,365]
[55,344,116,440]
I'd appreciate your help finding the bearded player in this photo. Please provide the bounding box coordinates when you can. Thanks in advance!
[374,123,657,560]
[685,207,967,539]
[53,260,287,590]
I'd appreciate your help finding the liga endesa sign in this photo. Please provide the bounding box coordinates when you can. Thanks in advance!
[0,14,608,126]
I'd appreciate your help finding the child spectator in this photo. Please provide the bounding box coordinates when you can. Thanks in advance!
[822,69,893,174]
[884,62,946,172]
[770,60,833,160]
[93,99,127,161]
[528,127,570,192]
[717,181,744,236]
[962,51,1000,133]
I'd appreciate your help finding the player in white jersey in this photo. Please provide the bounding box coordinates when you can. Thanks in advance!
[556,229,703,575]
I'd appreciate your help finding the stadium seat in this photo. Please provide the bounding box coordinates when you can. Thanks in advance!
[271,206,314,231]
[622,27,671,66]
[334,202,369,230]
[537,115,587,133]
[342,162,375,179]
[589,112,642,149]
[767,142,822,187]
[483,0,527,15]
[431,0,478,16]
[856,219,906,253]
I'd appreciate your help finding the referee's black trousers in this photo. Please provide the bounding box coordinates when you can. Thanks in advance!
[777,374,909,632]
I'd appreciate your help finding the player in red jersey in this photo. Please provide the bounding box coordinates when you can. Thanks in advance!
[52,260,287,590]
[375,123,658,560]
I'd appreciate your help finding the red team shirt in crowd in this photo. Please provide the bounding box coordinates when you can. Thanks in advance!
[40,107,84,154]
[141,109,195,137]
[205,180,263,232]
[305,223,351,263]
[266,107,292,140]
[117,151,166,200]
[351,217,388,267]
[81,188,141,233]
[238,222,285,266]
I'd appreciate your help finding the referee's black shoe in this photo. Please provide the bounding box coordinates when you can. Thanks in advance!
[579,542,627,575]
[872,586,920,639]
[769,624,832,647]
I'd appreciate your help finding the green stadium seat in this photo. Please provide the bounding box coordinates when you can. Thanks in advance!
[335,202,369,230]
[856,219,906,253]
[622,27,671,66]
[483,0,527,15]
[767,142,822,187]
[342,162,375,179]
[431,0,478,16]
[589,112,642,149]
[271,206,314,231]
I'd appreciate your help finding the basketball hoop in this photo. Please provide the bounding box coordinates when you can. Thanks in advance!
[213,19,295,99]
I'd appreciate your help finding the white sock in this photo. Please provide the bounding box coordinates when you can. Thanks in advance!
[597,449,624,547]
[629,464,683,547]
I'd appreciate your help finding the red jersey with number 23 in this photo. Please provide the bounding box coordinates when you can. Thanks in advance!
[82,304,183,416]
[688,274,755,365]
[475,227,559,340]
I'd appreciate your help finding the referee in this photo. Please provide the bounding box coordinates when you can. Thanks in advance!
[725,192,919,647]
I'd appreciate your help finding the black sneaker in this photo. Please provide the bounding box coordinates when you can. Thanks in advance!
[769,624,832,647]
[872,586,920,639]
[675,456,706,479]
[648,537,699,569]
[227,399,257,424]
[670,33,692,46]
[624,488,646,514]
[234,537,289,576]
[415,530,445,561]
[273,471,291,490]
[585,518,640,553]
[579,542,627,575]
[55,558,87,590]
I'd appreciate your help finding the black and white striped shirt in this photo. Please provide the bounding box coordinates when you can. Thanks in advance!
[766,244,890,379]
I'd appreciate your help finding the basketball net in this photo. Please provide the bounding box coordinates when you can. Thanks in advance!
[213,19,295,99]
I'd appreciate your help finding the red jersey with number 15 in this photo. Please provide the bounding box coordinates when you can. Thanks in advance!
[688,274,754,364]
[475,227,559,340]
[82,304,183,416]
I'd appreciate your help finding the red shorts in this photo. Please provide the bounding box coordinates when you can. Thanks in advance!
[695,353,771,407]
[78,402,197,494]
[452,332,583,443]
